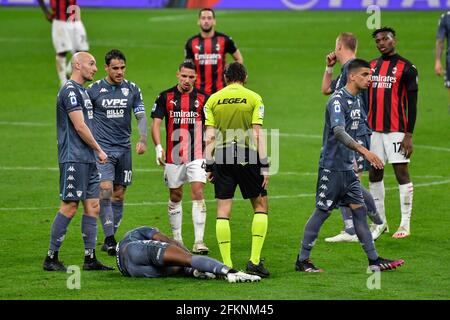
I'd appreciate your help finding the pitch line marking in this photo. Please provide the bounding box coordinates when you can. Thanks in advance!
[1,180,449,212]
[0,166,446,179]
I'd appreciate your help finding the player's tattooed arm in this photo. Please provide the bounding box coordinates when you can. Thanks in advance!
[333,126,383,169]
[435,39,444,76]
[136,112,148,155]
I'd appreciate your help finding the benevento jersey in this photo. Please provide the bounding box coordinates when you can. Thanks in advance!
[204,83,264,150]
[437,11,450,57]
[57,80,95,164]
[319,87,364,171]
[331,59,371,138]
[151,86,208,164]
[185,32,238,95]
[88,79,145,152]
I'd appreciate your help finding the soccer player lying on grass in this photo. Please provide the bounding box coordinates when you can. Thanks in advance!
[295,59,405,273]
[115,226,261,283]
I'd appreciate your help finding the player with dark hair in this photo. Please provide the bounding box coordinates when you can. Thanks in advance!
[321,33,382,243]
[368,27,418,240]
[435,12,450,113]
[87,49,148,255]
[43,52,113,272]
[185,8,243,95]
[116,226,261,282]
[151,61,210,254]
[38,0,89,86]
[295,59,404,273]
[204,62,270,278]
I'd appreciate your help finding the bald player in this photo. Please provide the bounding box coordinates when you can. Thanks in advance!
[43,52,114,272]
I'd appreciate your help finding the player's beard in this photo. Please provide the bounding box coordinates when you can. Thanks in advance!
[201,26,213,33]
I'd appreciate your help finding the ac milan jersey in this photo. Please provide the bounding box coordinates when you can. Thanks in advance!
[51,0,78,21]
[87,79,145,152]
[185,32,238,95]
[151,86,208,164]
[368,54,418,133]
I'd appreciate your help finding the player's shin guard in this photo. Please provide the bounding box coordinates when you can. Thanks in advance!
[192,199,206,244]
[216,218,232,267]
[112,200,123,234]
[49,212,72,252]
[99,199,114,238]
[351,206,378,261]
[399,182,413,230]
[56,55,67,85]
[340,206,355,235]
[250,212,268,265]
[369,180,387,224]
[298,208,330,261]
[168,200,183,242]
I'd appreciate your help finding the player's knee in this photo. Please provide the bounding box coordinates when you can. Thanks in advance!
[61,201,78,217]
[369,168,384,182]
[100,187,113,200]
[394,168,410,184]
[170,189,183,202]
[191,189,204,201]
[113,186,125,201]
[89,200,100,215]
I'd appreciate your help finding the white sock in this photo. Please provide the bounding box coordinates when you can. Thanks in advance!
[168,200,183,242]
[192,199,206,243]
[56,55,67,85]
[369,180,387,224]
[399,182,413,230]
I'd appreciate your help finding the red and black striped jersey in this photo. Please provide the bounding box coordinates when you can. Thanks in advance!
[50,0,78,21]
[368,54,418,133]
[185,32,238,95]
[151,86,209,164]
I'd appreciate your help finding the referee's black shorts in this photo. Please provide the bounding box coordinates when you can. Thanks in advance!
[213,163,268,200]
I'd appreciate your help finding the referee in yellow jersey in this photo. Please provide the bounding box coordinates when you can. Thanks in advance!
[204,62,270,278]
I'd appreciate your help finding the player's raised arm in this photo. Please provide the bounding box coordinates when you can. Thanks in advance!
[321,51,336,95]
[37,0,53,22]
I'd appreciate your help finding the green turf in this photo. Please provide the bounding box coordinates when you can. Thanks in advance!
[0,7,449,300]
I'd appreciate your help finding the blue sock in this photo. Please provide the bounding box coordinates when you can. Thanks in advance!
[99,199,114,237]
[112,200,124,234]
[298,208,330,261]
[49,212,72,253]
[340,206,355,235]
[191,255,231,276]
[352,206,378,261]
[82,215,97,251]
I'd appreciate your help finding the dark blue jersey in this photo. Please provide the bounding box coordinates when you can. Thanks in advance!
[319,87,364,171]
[330,59,371,137]
[57,80,96,164]
[118,226,159,248]
[437,11,450,57]
[88,79,145,151]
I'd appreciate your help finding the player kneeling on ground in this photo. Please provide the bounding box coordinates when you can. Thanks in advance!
[116,226,261,283]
